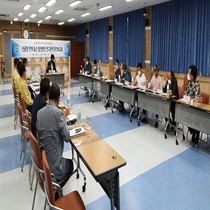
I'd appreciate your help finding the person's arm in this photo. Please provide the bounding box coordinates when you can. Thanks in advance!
[53,61,56,72]
[171,79,178,97]
[46,62,50,73]
[148,76,154,89]
[128,69,132,83]
[20,82,33,107]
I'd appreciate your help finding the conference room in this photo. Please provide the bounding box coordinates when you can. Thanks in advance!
[0,0,210,210]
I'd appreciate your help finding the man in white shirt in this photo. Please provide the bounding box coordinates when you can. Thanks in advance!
[134,63,146,88]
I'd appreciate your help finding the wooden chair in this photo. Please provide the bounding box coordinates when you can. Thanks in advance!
[178,86,184,99]
[12,83,19,129]
[201,92,209,104]
[42,150,86,210]
[110,72,115,80]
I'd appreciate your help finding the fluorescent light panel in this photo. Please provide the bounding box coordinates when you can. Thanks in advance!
[45,16,52,19]
[125,0,134,1]
[13,18,18,21]
[37,20,43,23]
[24,19,30,22]
[81,12,91,17]
[69,0,82,7]
[58,22,64,25]
[23,4,31,10]
[17,12,23,16]
[55,9,64,14]
[99,5,112,11]
[38,6,47,12]
[45,0,56,7]
[30,14,37,18]
[68,18,75,22]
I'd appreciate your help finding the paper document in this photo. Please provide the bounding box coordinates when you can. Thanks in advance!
[69,127,86,138]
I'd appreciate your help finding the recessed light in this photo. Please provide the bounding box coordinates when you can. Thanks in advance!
[30,14,37,18]
[23,4,31,10]
[99,5,113,11]
[125,0,134,1]
[38,6,47,12]
[45,0,56,7]
[58,22,64,25]
[37,20,43,23]
[55,9,64,14]
[17,12,23,16]
[45,16,52,19]
[13,18,18,21]
[81,12,91,17]
[68,18,75,22]
[24,19,30,22]
[69,0,82,7]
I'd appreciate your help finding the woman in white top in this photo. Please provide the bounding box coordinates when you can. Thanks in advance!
[134,63,146,88]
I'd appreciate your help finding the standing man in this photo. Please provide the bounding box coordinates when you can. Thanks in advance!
[37,84,73,186]
[46,54,57,73]
[84,56,92,74]
[32,77,50,138]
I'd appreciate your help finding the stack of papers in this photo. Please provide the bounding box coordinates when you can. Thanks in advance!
[69,127,86,138]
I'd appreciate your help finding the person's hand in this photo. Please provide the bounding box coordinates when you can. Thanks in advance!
[61,107,70,118]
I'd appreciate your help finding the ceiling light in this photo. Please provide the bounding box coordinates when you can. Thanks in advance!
[37,20,43,23]
[38,6,47,12]
[13,18,18,21]
[17,12,23,16]
[23,4,31,10]
[45,16,52,19]
[68,18,75,22]
[81,12,91,17]
[58,22,64,25]
[10,21,13,24]
[125,0,135,1]
[30,14,37,18]
[45,0,56,7]
[69,0,82,7]
[55,9,64,14]
[99,5,113,11]
[24,19,30,22]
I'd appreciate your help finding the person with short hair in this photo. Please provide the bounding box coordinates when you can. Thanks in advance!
[32,77,50,138]
[18,63,33,113]
[92,59,101,77]
[22,58,28,67]
[134,63,146,87]
[185,65,202,145]
[114,59,121,81]
[46,54,57,73]
[84,56,92,74]
[148,64,162,92]
[37,84,73,186]
[121,63,132,83]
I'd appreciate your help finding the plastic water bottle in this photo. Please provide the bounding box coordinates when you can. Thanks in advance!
[78,107,81,125]
[118,75,120,82]
[67,94,70,108]
[195,95,198,106]
[166,84,169,97]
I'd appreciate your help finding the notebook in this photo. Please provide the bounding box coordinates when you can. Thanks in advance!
[69,127,86,138]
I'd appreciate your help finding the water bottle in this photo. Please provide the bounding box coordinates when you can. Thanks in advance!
[118,74,120,82]
[67,94,70,108]
[78,107,81,125]
[166,84,169,98]
[195,95,198,106]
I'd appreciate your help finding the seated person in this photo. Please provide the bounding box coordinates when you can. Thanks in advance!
[92,59,101,77]
[163,70,179,129]
[13,58,20,92]
[18,63,33,113]
[134,63,146,88]
[84,56,92,74]
[114,59,121,82]
[32,77,50,138]
[118,63,132,112]
[46,54,57,73]
[142,65,162,126]
[185,65,202,145]
[23,58,29,67]
[37,84,73,187]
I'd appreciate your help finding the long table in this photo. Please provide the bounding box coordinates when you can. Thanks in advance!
[70,123,126,210]
[175,100,210,145]
[137,89,175,139]
[111,83,138,122]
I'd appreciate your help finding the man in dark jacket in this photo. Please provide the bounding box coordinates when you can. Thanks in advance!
[84,56,92,74]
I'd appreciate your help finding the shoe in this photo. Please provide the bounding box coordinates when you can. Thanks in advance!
[119,107,126,113]
[141,117,147,123]
[170,126,175,131]
[154,121,158,128]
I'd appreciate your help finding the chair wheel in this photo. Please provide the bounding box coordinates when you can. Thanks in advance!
[130,119,132,122]
[138,122,140,126]
[82,185,86,192]
[76,172,79,179]
[112,110,113,113]
[183,135,185,140]
[176,139,179,145]
[164,134,167,139]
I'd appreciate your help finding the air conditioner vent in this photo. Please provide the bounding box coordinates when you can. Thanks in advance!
[0,14,9,18]
[74,7,89,12]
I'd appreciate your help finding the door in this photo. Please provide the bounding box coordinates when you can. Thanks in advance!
[71,42,85,78]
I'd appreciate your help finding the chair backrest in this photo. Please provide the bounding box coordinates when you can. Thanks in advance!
[110,72,115,80]
[42,150,56,206]
[201,92,209,104]
[16,102,24,127]
[18,93,26,114]
[183,75,187,91]
[178,86,184,99]
[29,132,44,192]
[26,111,32,132]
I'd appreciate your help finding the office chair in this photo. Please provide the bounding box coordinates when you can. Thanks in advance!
[42,150,86,210]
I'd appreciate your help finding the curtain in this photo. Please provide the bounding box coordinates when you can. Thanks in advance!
[113,10,145,67]
[151,0,210,76]
[75,23,86,42]
[89,18,109,63]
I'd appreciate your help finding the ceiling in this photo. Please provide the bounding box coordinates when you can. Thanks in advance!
[0,0,170,26]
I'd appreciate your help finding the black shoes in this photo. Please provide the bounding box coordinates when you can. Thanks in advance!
[154,121,158,128]
[141,117,147,123]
